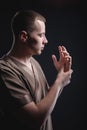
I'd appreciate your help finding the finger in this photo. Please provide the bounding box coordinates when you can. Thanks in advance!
[62,51,69,57]
[58,46,65,60]
[61,46,70,57]
[59,46,70,60]
[65,56,72,67]
[61,46,68,52]
[52,54,62,71]
[52,54,58,65]
[64,56,72,72]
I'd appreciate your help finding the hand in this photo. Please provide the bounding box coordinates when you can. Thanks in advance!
[56,68,73,88]
[52,46,72,72]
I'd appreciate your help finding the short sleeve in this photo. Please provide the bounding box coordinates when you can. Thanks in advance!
[0,67,33,109]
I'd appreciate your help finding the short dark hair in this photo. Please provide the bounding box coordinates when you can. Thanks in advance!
[11,10,46,37]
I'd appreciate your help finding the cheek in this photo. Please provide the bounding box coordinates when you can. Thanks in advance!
[31,37,42,47]
[29,36,42,45]
[35,43,41,48]
[28,37,38,44]
[29,39,41,50]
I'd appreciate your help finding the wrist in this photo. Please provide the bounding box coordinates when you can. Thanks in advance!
[54,78,63,90]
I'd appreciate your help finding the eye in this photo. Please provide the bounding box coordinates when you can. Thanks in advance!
[38,33,45,37]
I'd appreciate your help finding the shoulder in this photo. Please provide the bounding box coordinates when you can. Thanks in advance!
[0,55,8,69]
[0,55,11,67]
[0,55,19,76]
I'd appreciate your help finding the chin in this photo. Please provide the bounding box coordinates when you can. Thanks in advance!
[38,52,42,55]
[37,50,42,55]
[33,51,41,55]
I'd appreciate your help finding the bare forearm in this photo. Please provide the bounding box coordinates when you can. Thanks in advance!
[35,68,72,121]
[37,79,62,117]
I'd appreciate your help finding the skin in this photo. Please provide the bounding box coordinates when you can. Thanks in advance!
[9,19,73,129]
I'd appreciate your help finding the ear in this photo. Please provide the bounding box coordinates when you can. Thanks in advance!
[19,31,28,42]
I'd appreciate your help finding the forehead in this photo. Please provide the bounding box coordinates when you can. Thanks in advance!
[34,20,45,31]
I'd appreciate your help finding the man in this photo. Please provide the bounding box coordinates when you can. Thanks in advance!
[0,10,73,130]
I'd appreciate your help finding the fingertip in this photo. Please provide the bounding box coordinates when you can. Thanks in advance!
[58,46,62,52]
[58,45,62,48]
[52,54,55,58]
[62,45,66,51]
[52,54,56,60]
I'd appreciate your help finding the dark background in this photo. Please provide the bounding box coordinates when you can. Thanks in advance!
[0,0,86,130]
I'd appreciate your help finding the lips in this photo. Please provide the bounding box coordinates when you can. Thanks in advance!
[41,47,44,50]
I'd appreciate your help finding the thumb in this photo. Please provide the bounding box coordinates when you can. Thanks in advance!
[52,54,57,64]
[52,54,59,70]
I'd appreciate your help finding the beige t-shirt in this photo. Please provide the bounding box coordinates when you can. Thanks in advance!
[0,55,53,130]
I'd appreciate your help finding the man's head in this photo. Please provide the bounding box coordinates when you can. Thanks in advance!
[11,10,48,55]
[11,10,46,37]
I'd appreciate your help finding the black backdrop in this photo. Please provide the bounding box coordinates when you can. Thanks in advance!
[0,0,86,130]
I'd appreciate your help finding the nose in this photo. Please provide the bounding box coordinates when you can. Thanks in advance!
[43,36,48,45]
